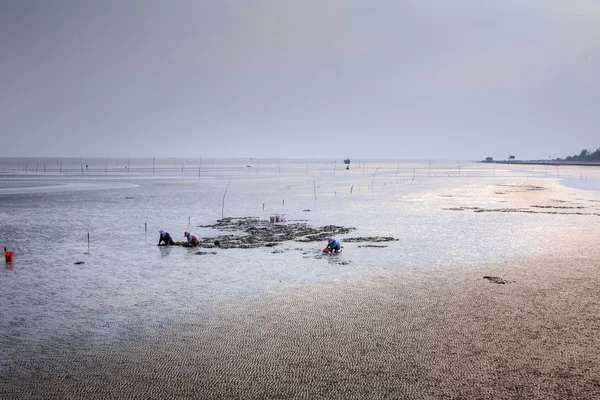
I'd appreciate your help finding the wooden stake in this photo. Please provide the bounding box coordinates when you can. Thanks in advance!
[221,175,233,219]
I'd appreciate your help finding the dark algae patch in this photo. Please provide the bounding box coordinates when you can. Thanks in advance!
[197,217,356,249]
[195,251,217,256]
[483,276,513,284]
[444,206,600,217]
[344,237,399,243]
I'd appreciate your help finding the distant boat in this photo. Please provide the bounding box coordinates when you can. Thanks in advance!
[343,159,351,165]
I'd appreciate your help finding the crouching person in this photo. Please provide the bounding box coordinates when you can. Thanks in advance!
[184,231,201,246]
[158,230,175,245]
[324,238,341,253]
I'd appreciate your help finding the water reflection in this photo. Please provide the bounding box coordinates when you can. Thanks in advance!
[159,245,173,257]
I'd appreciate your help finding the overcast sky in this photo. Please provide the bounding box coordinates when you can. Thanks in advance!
[1,0,598,160]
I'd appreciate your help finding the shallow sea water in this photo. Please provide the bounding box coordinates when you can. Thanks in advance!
[1,158,599,372]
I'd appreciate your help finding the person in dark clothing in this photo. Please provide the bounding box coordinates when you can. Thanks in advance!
[158,230,175,245]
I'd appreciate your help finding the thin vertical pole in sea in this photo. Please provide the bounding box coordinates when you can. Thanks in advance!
[371,168,379,189]
[221,175,233,219]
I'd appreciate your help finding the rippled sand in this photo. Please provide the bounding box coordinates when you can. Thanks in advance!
[3,246,600,399]
[2,167,600,399]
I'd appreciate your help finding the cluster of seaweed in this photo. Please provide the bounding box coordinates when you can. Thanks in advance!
[198,217,355,249]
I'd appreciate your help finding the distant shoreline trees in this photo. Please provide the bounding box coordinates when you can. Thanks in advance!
[561,148,600,162]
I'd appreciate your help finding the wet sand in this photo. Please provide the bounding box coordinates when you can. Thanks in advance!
[3,248,600,399]
[2,176,600,399]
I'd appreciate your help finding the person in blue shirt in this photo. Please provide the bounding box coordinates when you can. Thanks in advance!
[158,230,175,245]
[324,238,341,253]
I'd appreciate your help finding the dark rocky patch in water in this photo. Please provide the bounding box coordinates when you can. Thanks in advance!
[197,217,355,249]
[497,184,546,192]
[531,205,584,209]
[444,206,599,217]
[483,276,512,284]
[195,251,217,256]
[344,237,398,242]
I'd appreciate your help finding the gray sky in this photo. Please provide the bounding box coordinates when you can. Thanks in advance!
[1,0,598,160]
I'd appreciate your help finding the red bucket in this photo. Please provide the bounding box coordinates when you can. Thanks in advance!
[5,251,14,262]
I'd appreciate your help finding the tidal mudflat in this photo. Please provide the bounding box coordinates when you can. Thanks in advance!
[1,159,599,399]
